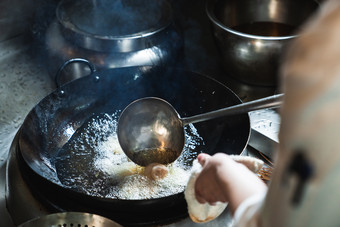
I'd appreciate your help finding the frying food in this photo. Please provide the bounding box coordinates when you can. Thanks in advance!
[143,163,169,180]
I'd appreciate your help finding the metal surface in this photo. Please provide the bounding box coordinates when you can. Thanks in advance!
[118,94,282,166]
[45,0,183,85]
[18,212,122,227]
[54,58,96,87]
[45,20,183,85]
[206,0,318,86]
[249,109,281,161]
[118,97,185,166]
[249,128,279,161]
[57,0,173,52]
[0,35,55,227]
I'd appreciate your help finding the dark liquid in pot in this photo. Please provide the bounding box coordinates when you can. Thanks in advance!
[232,21,296,37]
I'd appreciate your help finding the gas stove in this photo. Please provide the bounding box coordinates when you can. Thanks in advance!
[0,1,279,225]
[0,35,279,227]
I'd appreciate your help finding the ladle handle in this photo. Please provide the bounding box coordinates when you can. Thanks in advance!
[181,93,284,126]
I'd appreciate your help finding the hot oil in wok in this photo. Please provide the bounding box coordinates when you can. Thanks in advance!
[55,111,204,199]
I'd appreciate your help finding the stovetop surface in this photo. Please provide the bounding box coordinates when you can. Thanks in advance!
[0,35,54,227]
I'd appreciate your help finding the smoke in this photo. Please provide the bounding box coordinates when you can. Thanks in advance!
[31,0,222,87]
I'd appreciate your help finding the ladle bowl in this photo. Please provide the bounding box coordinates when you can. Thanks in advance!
[117,94,283,166]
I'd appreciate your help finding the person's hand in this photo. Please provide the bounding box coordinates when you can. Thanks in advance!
[194,153,267,214]
[194,153,234,205]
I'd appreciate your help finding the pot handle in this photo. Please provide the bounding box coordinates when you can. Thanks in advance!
[55,58,96,88]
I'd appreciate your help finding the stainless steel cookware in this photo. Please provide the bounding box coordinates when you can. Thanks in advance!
[206,0,319,86]
[46,0,183,85]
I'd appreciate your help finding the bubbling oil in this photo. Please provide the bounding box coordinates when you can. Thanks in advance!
[55,111,204,200]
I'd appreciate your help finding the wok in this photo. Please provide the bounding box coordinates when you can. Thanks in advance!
[18,63,250,226]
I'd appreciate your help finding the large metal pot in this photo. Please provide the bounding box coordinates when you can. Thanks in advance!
[206,0,319,86]
[18,63,250,226]
[45,0,183,85]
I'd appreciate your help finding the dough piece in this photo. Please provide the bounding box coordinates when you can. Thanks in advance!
[185,160,227,223]
[185,155,264,223]
[143,163,169,180]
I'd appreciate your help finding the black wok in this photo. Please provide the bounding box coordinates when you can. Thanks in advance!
[18,64,250,226]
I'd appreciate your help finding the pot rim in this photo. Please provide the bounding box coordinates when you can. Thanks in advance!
[205,0,297,41]
[56,0,174,52]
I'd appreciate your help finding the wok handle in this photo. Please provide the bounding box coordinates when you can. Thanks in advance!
[55,58,96,88]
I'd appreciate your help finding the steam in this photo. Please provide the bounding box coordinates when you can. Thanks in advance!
[67,0,168,36]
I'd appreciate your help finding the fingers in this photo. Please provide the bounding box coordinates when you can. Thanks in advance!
[197,153,210,166]
[195,188,206,204]
[195,153,216,204]
[195,153,230,205]
[195,186,219,205]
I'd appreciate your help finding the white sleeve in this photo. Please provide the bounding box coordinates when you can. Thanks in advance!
[233,191,267,227]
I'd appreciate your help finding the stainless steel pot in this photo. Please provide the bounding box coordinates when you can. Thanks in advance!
[46,0,183,85]
[206,0,319,86]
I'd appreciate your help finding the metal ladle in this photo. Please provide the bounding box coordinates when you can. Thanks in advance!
[117,94,283,166]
